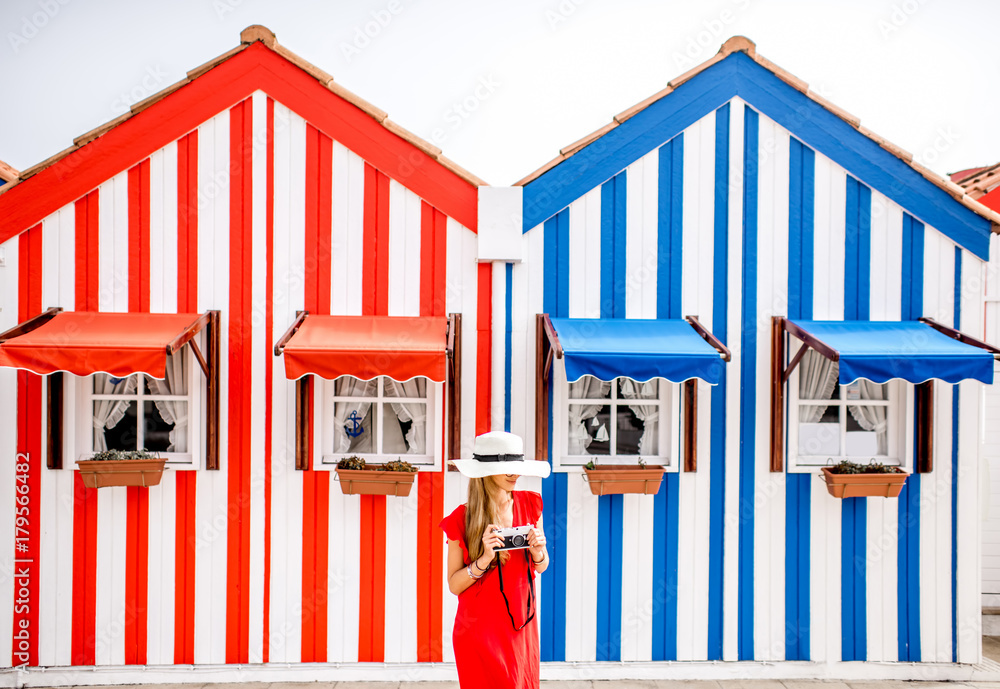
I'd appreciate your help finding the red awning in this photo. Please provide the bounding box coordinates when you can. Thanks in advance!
[0,310,209,378]
[276,314,450,383]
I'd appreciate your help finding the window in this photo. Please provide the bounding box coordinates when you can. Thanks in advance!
[787,349,905,472]
[74,349,201,468]
[318,375,441,469]
[553,368,679,471]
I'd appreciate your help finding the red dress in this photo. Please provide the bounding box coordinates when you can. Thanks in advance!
[440,491,543,689]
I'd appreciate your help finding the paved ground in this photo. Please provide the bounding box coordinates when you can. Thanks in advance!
[320,684,1000,689]
[46,682,1000,689]
[985,636,1000,663]
[34,680,1000,689]
[15,639,1000,689]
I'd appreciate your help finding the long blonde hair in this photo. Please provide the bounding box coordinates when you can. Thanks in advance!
[465,476,510,565]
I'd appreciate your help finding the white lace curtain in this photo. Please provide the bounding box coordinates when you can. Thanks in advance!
[93,374,138,452]
[147,352,188,452]
[619,379,658,455]
[798,349,838,423]
[567,376,611,455]
[334,377,378,453]
[848,380,888,455]
[385,378,427,454]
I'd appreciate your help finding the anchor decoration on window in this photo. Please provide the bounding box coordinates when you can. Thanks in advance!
[345,409,365,438]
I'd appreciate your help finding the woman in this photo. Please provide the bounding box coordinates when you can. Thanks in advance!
[440,431,552,689]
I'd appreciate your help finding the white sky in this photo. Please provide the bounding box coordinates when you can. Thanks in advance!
[1,0,998,186]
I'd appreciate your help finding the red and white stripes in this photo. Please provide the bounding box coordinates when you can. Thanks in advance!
[1,85,482,669]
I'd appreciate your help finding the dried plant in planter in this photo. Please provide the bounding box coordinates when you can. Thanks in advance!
[820,459,909,498]
[337,455,367,471]
[581,457,665,496]
[335,456,418,496]
[825,459,905,475]
[77,448,166,488]
[381,459,418,473]
[89,449,159,462]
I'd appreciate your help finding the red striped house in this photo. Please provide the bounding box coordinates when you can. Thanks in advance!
[0,25,493,673]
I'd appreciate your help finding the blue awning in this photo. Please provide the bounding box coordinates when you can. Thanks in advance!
[547,317,727,385]
[787,320,996,385]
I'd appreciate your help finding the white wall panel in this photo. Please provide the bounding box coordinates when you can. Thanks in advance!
[677,112,715,661]
[625,149,658,320]
[268,103,304,663]
[387,180,422,318]
[247,89,269,664]
[330,141,365,317]
[194,109,230,664]
[38,210,75,667]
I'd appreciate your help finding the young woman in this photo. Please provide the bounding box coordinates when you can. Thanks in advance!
[440,431,551,689]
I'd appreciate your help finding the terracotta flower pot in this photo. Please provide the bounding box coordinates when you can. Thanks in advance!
[820,467,909,499]
[76,458,167,488]
[335,467,417,497]
[583,465,666,496]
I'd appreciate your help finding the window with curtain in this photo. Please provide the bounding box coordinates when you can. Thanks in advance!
[562,375,668,466]
[792,349,898,468]
[87,350,195,463]
[324,375,434,465]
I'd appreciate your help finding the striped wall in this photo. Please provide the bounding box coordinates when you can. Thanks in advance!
[0,91,992,672]
[0,92,483,667]
[509,96,986,664]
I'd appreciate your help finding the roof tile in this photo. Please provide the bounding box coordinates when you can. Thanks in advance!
[0,159,19,184]
[560,122,617,157]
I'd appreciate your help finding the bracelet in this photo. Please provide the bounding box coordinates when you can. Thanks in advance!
[472,558,489,573]
[467,564,483,580]
[531,551,546,565]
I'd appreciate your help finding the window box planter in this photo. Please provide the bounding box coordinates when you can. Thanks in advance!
[582,464,666,496]
[820,466,909,499]
[334,457,418,497]
[76,450,167,488]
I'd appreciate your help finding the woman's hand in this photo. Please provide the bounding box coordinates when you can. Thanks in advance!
[481,523,503,563]
[527,522,547,563]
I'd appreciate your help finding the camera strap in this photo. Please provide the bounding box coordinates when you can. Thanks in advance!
[496,550,535,632]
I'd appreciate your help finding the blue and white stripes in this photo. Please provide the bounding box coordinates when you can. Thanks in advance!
[507,93,982,664]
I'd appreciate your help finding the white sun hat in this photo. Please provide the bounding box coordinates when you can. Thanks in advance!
[449,431,551,479]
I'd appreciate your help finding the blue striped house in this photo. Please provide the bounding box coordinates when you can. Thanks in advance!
[482,36,1000,669]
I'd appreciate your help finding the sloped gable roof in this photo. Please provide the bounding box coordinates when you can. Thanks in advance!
[517,36,1000,260]
[0,25,484,242]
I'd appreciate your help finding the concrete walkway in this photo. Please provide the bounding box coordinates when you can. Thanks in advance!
[38,682,1000,689]
[323,683,1000,688]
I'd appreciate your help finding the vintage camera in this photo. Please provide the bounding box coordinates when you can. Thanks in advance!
[493,525,532,551]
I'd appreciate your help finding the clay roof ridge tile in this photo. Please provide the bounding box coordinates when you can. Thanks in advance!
[0,159,20,184]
